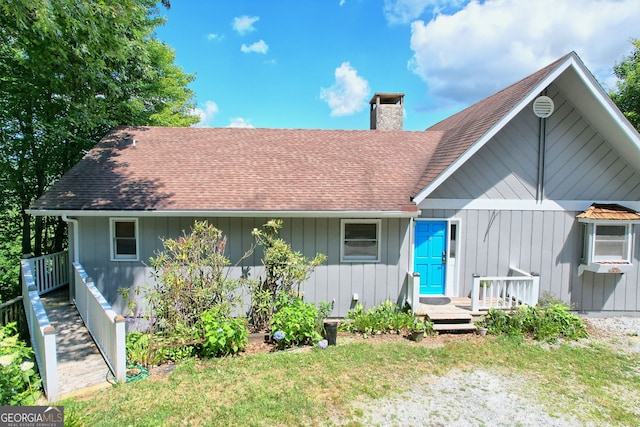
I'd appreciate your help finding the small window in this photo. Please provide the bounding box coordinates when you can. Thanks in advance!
[594,225,628,261]
[110,218,138,261]
[341,220,381,262]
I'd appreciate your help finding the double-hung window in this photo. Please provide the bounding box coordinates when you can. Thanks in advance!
[110,218,139,261]
[341,220,381,262]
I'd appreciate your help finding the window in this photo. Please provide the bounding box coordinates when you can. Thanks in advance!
[341,220,381,262]
[110,218,138,261]
[578,221,633,275]
[594,225,628,261]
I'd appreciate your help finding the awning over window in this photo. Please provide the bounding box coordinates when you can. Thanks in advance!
[577,203,640,221]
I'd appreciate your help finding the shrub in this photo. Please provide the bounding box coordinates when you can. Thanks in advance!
[248,219,326,331]
[199,307,249,357]
[482,301,588,342]
[0,322,41,405]
[342,300,416,336]
[270,295,322,348]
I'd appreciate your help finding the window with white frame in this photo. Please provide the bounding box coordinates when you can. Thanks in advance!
[578,221,634,274]
[110,218,139,261]
[341,220,381,262]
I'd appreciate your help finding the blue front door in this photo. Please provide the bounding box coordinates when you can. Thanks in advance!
[414,221,447,295]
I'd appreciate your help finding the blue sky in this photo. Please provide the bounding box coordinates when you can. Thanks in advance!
[155,0,640,130]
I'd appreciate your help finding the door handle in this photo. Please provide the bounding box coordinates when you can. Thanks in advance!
[442,251,446,264]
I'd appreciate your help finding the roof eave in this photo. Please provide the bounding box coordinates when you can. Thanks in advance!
[26,208,421,219]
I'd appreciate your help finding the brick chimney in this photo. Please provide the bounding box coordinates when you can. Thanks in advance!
[370,93,404,130]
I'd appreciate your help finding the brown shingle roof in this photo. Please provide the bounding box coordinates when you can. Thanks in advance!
[576,204,640,221]
[31,127,442,213]
[411,53,572,197]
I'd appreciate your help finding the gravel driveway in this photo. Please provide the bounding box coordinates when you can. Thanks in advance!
[344,317,640,427]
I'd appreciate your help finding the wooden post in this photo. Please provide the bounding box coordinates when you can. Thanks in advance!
[114,315,127,382]
[43,325,58,402]
[412,272,420,314]
[530,272,540,306]
[471,274,480,313]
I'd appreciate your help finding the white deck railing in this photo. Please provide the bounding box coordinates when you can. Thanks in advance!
[73,263,126,382]
[21,259,58,402]
[471,267,540,313]
[24,251,69,296]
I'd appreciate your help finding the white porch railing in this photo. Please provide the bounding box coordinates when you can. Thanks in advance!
[471,267,540,313]
[21,259,58,402]
[23,251,69,296]
[406,271,421,314]
[72,262,126,382]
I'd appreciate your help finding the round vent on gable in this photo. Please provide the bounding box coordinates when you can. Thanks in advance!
[533,95,554,118]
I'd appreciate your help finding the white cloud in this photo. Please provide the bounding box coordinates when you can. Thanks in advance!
[383,0,467,25]
[206,33,223,41]
[232,16,259,35]
[191,101,219,127]
[240,40,269,54]
[227,118,254,128]
[339,0,346,5]
[408,0,640,107]
[320,62,371,117]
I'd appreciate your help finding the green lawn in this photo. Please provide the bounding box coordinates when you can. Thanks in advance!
[60,335,640,426]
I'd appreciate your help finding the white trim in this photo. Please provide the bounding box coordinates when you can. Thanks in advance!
[109,218,139,262]
[27,209,420,219]
[419,199,640,212]
[340,219,382,263]
[413,57,574,204]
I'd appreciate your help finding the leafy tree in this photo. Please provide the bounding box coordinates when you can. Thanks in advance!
[0,0,197,300]
[611,39,640,131]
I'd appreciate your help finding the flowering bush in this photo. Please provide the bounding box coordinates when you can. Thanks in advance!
[0,323,41,405]
[270,295,322,348]
[199,307,249,357]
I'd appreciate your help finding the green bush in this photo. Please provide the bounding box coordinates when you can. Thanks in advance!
[482,300,588,342]
[270,295,322,348]
[0,322,41,405]
[199,307,249,357]
[342,300,416,336]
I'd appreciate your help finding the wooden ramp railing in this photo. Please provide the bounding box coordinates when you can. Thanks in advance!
[21,259,58,402]
[23,251,69,296]
[471,267,540,313]
[73,262,126,382]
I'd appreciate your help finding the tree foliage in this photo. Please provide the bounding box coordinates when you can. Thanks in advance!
[0,0,197,300]
[611,39,640,132]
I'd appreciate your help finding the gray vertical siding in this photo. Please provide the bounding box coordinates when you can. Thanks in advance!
[76,216,411,317]
[431,83,640,201]
[421,208,640,312]
[421,82,640,313]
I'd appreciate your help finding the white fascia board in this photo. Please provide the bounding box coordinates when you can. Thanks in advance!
[569,55,640,146]
[419,198,640,212]
[413,57,574,205]
[26,209,421,219]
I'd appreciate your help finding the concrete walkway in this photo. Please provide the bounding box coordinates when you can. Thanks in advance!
[40,287,113,398]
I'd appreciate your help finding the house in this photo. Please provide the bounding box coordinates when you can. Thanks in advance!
[28,51,640,318]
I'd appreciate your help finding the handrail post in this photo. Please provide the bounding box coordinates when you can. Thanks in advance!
[114,315,127,382]
[471,274,480,312]
[530,272,540,306]
[43,326,58,402]
[412,272,420,314]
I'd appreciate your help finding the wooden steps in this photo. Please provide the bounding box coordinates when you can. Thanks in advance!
[418,298,478,334]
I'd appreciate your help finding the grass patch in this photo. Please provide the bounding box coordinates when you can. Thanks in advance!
[61,336,640,426]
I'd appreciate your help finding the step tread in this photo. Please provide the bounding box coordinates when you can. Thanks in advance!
[426,312,472,321]
[432,323,478,331]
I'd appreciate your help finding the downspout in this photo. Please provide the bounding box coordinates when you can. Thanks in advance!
[62,215,79,264]
[62,215,79,304]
